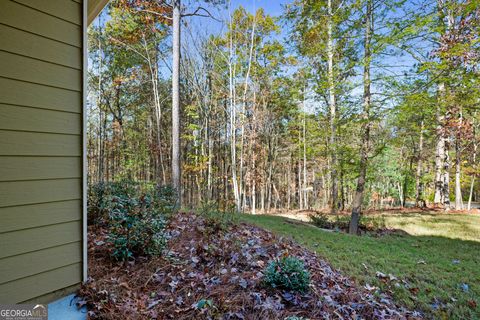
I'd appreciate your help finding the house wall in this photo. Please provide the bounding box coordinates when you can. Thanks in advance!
[0,0,84,303]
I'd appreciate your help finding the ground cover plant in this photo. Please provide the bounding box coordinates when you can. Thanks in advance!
[80,212,419,319]
[263,256,311,293]
[241,212,480,319]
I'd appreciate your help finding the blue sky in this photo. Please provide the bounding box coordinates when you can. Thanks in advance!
[184,0,287,38]
[232,0,284,15]
[93,0,430,113]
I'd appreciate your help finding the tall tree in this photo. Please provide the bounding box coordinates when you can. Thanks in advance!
[349,0,372,235]
[172,0,182,203]
[286,0,357,213]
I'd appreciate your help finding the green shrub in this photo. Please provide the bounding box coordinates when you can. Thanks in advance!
[107,194,167,261]
[87,182,107,225]
[87,181,178,261]
[263,256,310,293]
[155,185,178,217]
[87,181,140,225]
[88,181,178,225]
[197,201,237,234]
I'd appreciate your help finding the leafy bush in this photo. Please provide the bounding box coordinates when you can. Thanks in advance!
[87,181,143,225]
[107,194,167,261]
[197,200,237,234]
[264,256,310,293]
[88,181,178,261]
[88,181,178,224]
[87,182,107,225]
[155,185,178,217]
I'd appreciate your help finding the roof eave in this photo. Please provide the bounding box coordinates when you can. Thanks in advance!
[87,0,110,26]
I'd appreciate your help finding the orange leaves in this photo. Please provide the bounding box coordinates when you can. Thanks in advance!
[118,0,173,26]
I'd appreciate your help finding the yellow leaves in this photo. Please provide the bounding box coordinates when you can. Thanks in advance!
[183,161,208,173]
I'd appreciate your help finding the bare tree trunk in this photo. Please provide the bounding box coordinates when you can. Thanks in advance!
[229,56,240,211]
[97,33,104,183]
[454,111,463,210]
[468,116,477,211]
[287,156,291,210]
[144,40,166,185]
[251,177,256,214]
[207,126,213,199]
[340,163,345,211]
[350,0,372,235]
[260,184,265,212]
[415,120,425,207]
[434,1,453,210]
[302,92,308,209]
[298,157,303,209]
[455,143,463,210]
[266,156,274,212]
[403,157,413,207]
[239,17,256,212]
[434,84,446,206]
[172,0,181,205]
[444,141,451,209]
[468,176,475,210]
[327,0,338,214]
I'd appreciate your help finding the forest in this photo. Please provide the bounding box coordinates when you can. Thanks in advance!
[80,0,480,319]
[88,0,479,228]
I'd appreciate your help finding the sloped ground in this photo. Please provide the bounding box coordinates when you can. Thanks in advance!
[79,213,420,319]
[241,214,480,319]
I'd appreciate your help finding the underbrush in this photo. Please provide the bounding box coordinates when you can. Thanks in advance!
[81,212,414,319]
[196,200,238,234]
[88,181,177,261]
[309,211,386,233]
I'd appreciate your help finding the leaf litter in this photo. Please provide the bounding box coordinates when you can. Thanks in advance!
[79,213,421,319]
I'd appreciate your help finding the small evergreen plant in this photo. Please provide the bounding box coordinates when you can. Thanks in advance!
[264,256,310,293]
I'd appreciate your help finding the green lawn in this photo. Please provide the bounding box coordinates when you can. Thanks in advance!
[240,212,480,319]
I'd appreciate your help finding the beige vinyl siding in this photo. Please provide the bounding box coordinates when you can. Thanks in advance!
[0,0,84,304]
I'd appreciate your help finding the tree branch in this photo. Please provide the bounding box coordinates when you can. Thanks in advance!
[182,6,221,22]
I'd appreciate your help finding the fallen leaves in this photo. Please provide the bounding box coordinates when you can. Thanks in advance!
[80,213,420,319]
[468,299,477,309]
[409,287,420,296]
